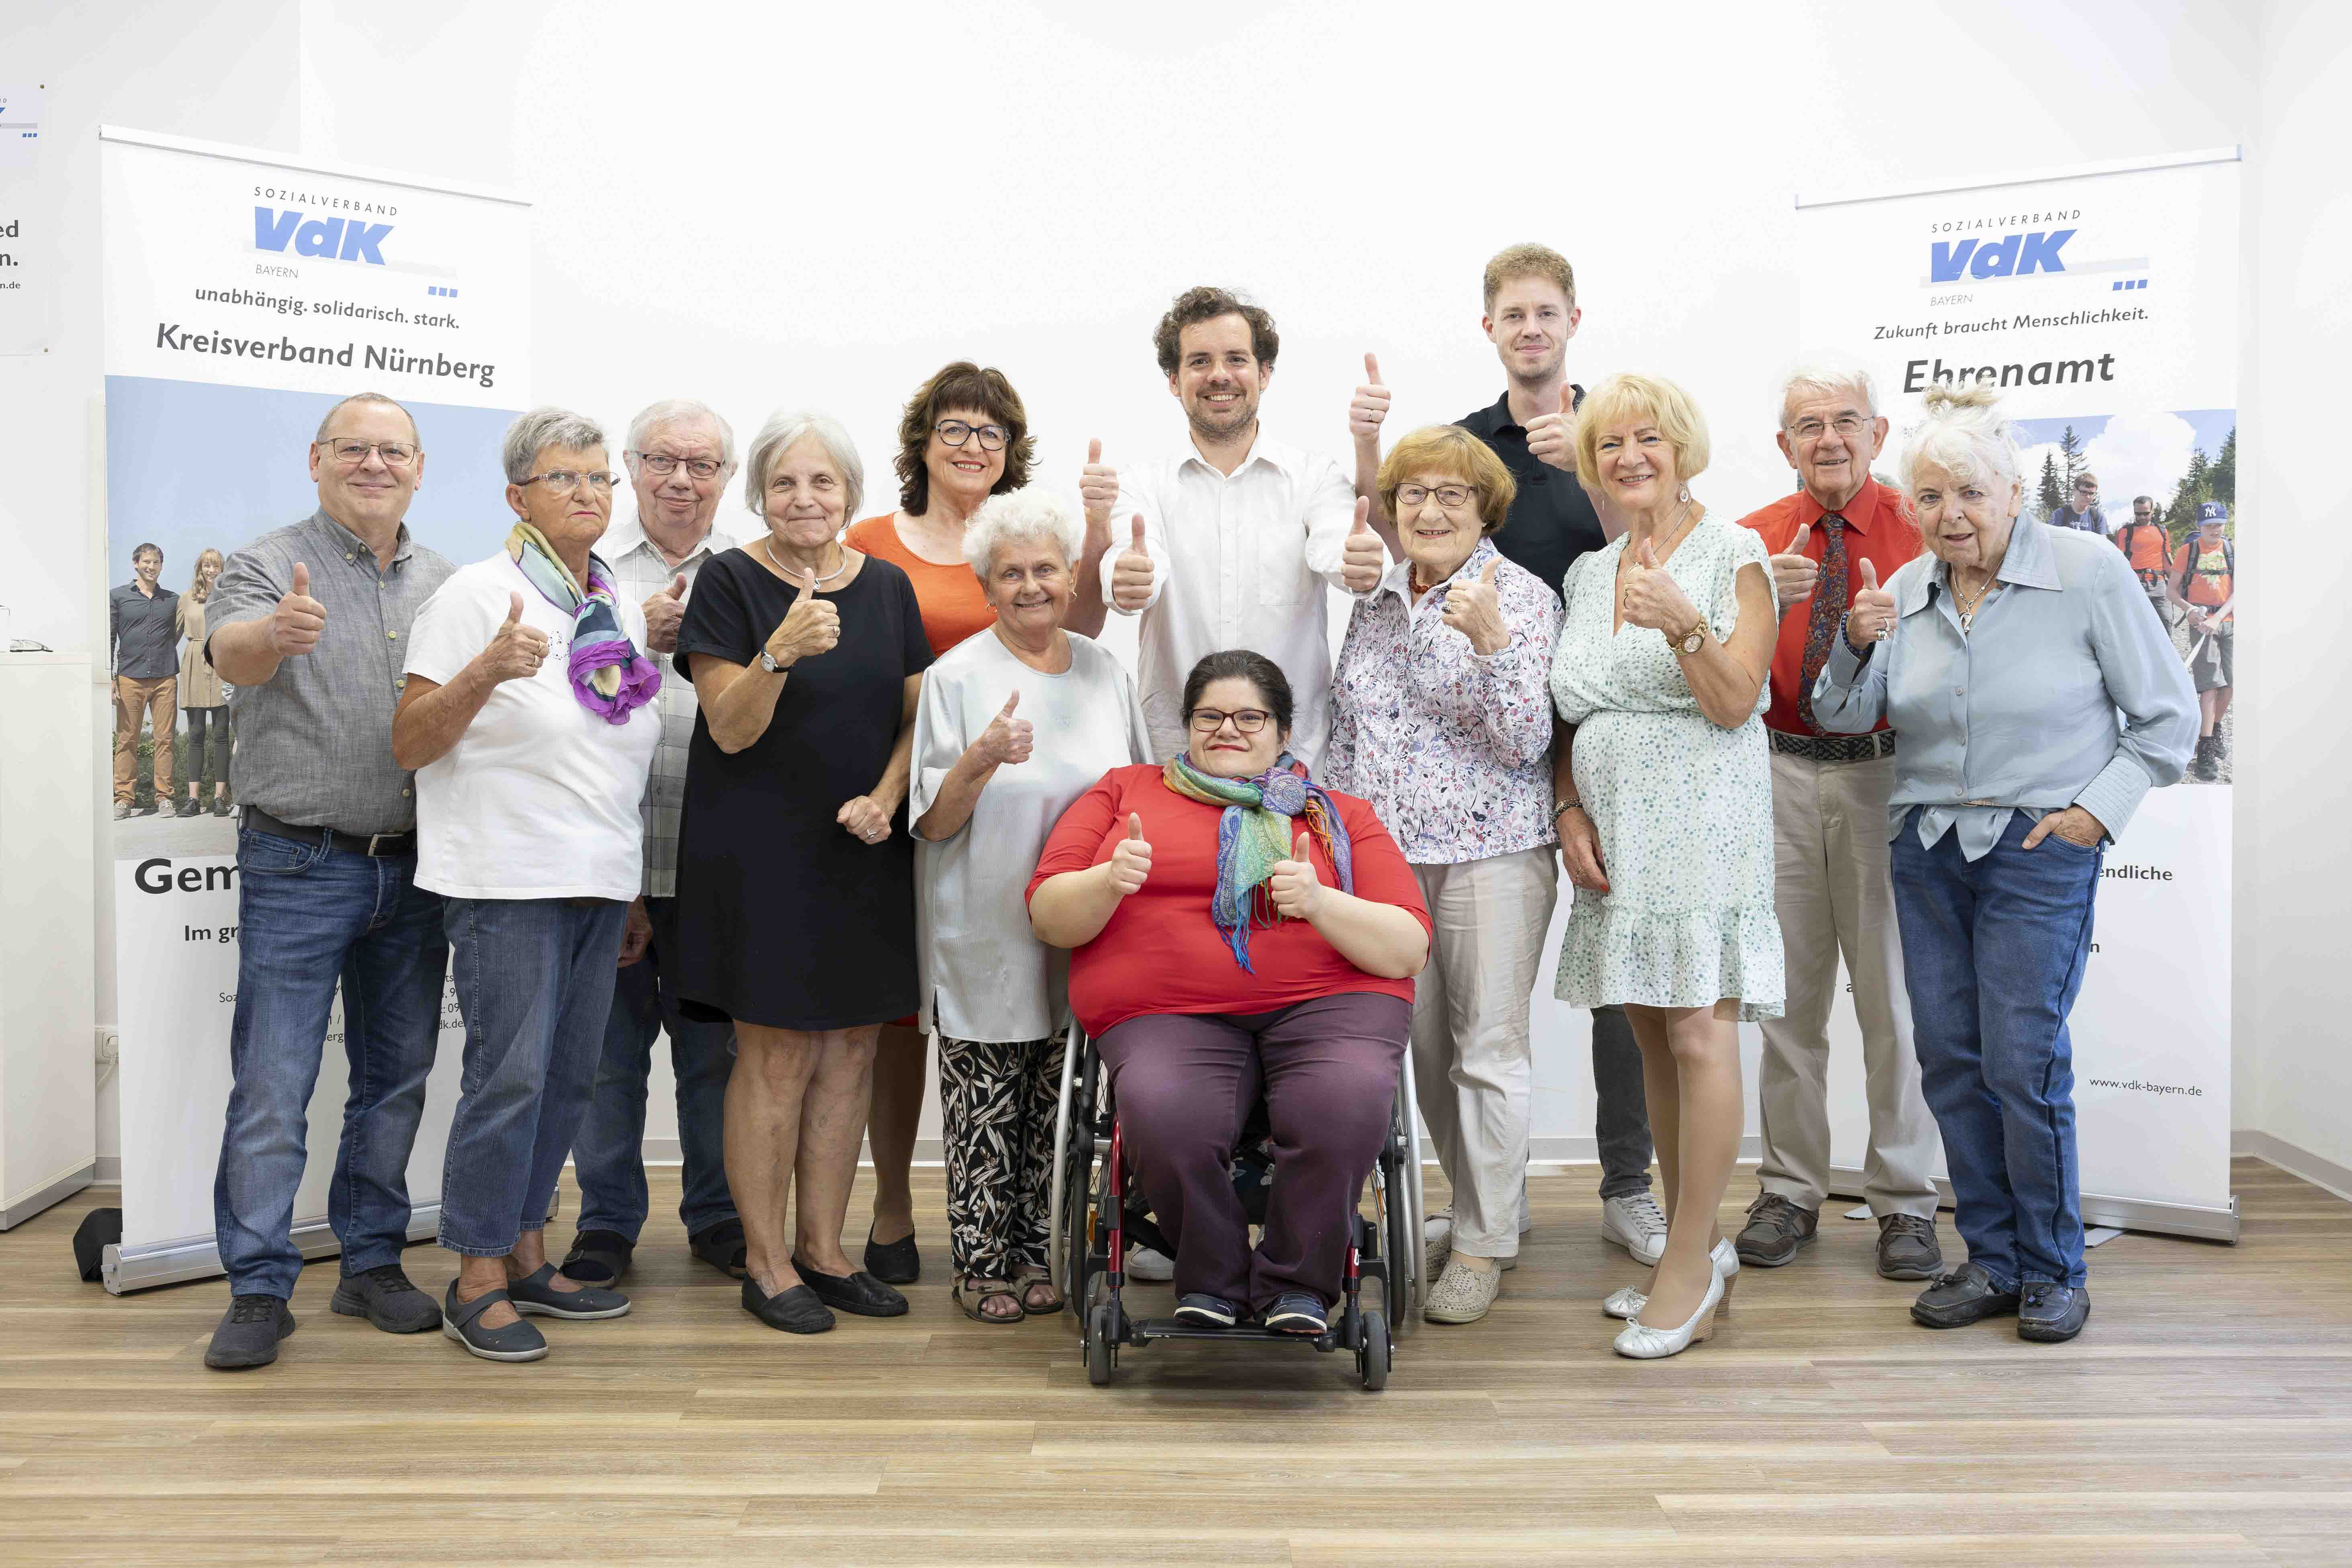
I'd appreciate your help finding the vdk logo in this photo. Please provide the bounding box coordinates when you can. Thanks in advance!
[253,206,393,264]
[1929,228,2074,282]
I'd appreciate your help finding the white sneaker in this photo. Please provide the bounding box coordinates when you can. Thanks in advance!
[1602,1192,1670,1266]
[1125,1243,1173,1282]
[1422,1257,1503,1324]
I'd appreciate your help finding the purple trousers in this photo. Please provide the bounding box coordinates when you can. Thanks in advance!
[1096,991,1409,1313]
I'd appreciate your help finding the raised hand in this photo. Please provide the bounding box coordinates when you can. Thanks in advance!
[1771,521,1820,609]
[1844,557,1897,649]
[1106,812,1152,895]
[1347,352,1391,445]
[1080,437,1119,529]
[271,560,327,657]
[642,571,688,654]
[1341,496,1385,593]
[1620,539,1700,635]
[1111,514,1156,612]
[1440,558,1510,654]
[1268,829,1324,920]
[478,591,551,684]
[972,689,1033,768]
[1525,382,1579,472]
[764,564,841,668]
[838,795,892,845]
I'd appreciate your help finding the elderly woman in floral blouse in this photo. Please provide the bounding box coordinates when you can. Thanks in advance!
[1327,424,1560,1325]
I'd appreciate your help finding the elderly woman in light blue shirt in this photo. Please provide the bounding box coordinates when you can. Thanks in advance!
[1815,384,2194,1347]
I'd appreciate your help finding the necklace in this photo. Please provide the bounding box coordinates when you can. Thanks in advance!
[1953,570,1999,633]
[761,535,851,589]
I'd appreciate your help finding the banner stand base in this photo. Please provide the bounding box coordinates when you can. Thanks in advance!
[104,1205,446,1295]
[1827,1165,2240,1245]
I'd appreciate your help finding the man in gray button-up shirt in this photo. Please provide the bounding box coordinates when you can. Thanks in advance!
[196,392,457,1371]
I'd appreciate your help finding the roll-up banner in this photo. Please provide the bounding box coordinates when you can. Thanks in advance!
[1792,148,2240,1241]
[98,127,531,1290]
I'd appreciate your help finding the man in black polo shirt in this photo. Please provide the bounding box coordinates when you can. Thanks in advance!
[1346,242,1663,1269]
[108,542,181,819]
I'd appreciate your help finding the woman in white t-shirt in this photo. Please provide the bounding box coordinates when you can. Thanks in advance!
[393,408,664,1364]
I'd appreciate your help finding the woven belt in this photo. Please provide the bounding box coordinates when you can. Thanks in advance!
[1769,730,1896,765]
[243,805,416,858]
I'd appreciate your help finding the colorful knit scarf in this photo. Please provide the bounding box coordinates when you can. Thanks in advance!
[1162,751,1355,972]
[505,521,661,724]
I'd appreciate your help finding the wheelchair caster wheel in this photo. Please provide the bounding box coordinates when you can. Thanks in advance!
[1086,1300,1118,1386]
[1358,1307,1390,1391]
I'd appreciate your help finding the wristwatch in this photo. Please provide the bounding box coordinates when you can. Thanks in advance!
[1672,616,1707,655]
[758,650,786,674]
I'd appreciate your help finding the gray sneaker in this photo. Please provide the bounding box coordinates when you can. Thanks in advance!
[1735,1192,1818,1267]
[329,1263,444,1333]
[205,1294,296,1370]
[2019,1282,2090,1343]
[1910,1261,2020,1329]
[1875,1213,1943,1280]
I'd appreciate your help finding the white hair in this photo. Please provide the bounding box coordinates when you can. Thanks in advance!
[1777,356,1879,429]
[1900,382,2023,492]
[626,398,736,467]
[962,487,1084,580]
[501,406,607,483]
[743,411,864,523]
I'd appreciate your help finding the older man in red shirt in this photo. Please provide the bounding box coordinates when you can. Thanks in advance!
[1734,365,1943,1282]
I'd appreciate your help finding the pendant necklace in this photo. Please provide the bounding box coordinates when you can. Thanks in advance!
[762,536,852,589]
[1954,571,1998,634]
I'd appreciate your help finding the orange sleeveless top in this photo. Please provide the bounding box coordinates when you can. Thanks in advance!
[844,514,997,658]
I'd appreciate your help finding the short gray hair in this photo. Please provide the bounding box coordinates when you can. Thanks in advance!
[1900,382,2022,492]
[1777,357,1878,429]
[315,390,418,444]
[743,411,863,522]
[502,406,607,483]
[626,398,736,467]
[963,487,1084,580]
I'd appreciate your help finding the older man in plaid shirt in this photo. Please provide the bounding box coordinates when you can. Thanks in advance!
[559,398,751,1286]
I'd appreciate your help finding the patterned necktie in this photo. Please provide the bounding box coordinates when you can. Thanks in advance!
[1795,513,1848,736]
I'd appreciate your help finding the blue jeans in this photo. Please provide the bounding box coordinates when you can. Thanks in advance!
[439,896,627,1257]
[215,829,447,1299]
[1892,807,2100,1290]
[571,896,738,1241]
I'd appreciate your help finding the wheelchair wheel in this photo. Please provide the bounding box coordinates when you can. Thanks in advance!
[1086,1300,1118,1386]
[1380,1137,1412,1325]
[1053,1035,1102,1312]
[1357,1306,1391,1391]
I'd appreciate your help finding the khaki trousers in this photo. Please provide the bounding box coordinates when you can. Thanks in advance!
[1758,750,1940,1217]
[112,674,177,804]
[1409,846,1557,1258]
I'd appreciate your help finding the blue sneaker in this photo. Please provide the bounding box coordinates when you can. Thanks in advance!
[1262,1291,1327,1335]
[1174,1293,1241,1328]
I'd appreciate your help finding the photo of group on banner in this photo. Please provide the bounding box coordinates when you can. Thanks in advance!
[108,542,237,827]
[177,242,2203,1377]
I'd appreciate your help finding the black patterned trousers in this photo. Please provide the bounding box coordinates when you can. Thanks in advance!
[937,1030,1061,1281]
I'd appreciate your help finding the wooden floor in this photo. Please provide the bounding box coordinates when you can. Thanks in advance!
[5,1158,2352,1565]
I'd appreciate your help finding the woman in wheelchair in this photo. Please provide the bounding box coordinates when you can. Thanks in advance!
[1026,650,1432,1335]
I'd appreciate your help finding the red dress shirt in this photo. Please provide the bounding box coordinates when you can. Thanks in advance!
[1737,478,1921,736]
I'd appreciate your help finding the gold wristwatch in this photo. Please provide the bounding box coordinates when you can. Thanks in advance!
[1671,615,1707,655]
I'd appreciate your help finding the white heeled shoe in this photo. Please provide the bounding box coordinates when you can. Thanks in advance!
[1603,1238,1740,1320]
[1612,1264,1725,1359]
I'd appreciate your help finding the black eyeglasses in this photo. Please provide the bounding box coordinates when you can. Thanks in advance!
[630,451,728,480]
[1188,707,1271,734]
[935,419,1009,452]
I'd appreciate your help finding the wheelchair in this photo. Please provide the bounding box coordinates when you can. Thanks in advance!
[1045,1019,1426,1391]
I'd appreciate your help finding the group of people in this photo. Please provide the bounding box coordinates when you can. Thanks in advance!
[194,243,2200,1375]
[108,543,236,819]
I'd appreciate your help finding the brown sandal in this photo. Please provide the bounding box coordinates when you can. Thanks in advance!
[952,1276,1023,1324]
[1012,1268,1063,1317]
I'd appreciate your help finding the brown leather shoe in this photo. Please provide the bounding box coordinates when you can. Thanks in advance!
[1734,1192,1818,1267]
[1876,1213,1943,1280]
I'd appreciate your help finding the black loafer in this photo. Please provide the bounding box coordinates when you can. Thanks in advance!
[790,1257,910,1317]
[506,1262,631,1321]
[743,1276,835,1335]
[1910,1262,2021,1329]
[2019,1282,2090,1343]
[863,1226,920,1285]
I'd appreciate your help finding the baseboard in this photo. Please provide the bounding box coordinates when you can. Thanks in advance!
[2236,1129,2352,1204]
[0,1160,97,1231]
[94,1156,121,1183]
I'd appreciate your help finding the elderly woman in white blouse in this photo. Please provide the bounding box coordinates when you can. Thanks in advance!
[911,487,1150,1324]
[1326,424,1559,1326]
[1816,383,2195,1346]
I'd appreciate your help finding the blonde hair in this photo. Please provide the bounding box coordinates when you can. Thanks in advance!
[188,548,226,602]
[1900,382,2022,493]
[1574,373,1710,487]
[1376,426,1517,534]
[1482,243,1576,313]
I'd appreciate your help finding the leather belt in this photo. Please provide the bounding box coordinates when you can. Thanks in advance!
[1769,730,1897,765]
[243,805,416,858]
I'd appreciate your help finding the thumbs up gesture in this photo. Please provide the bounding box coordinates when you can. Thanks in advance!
[479,590,552,684]
[764,562,841,668]
[1111,513,1156,612]
[1347,352,1391,445]
[642,570,689,654]
[1619,538,1700,636]
[1440,556,1511,654]
[1844,557,1897,649]
[972,689,1034,768]
[1079,437,1119,529]
[1268,828,1325,920]
[270,559,327,656]
[1341,496,1385,593]
[1770,521,1821,610]
[1106,811,1153,895]
[1525,382,1580,472]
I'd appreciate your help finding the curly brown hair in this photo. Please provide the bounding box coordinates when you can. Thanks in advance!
[894,361,1035,514]
[1153,286,1279,377]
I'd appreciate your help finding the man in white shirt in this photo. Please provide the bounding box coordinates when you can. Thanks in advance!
[1089,286,1374,768]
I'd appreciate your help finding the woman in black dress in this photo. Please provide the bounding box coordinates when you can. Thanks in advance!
[673,411,932,1334]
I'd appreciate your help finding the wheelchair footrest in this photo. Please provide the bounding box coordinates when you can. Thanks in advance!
[1130,1317,1340,1353]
